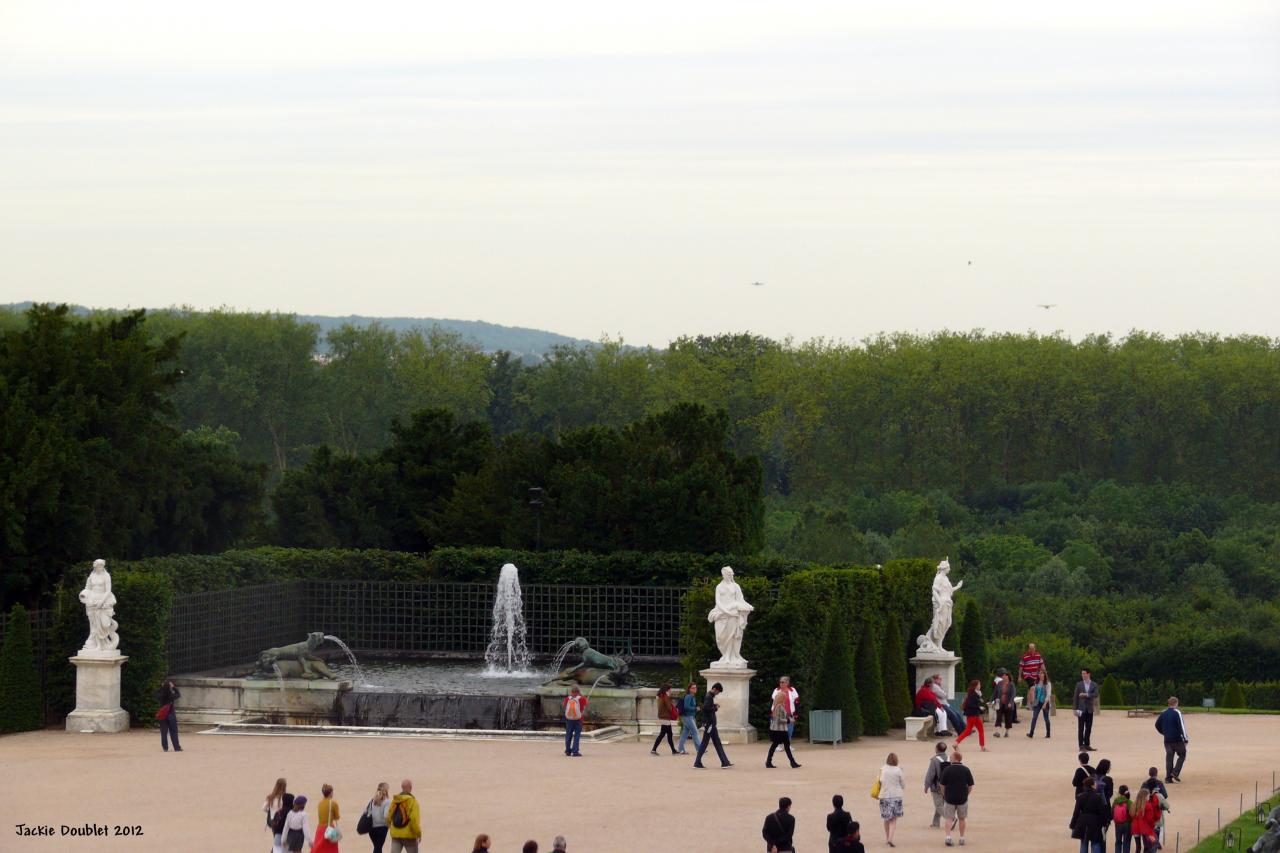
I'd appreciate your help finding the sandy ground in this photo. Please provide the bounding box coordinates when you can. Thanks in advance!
[2,711,1278,853]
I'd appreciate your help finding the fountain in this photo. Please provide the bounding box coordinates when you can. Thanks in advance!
[483,563,532,674]
[324,634,366,686]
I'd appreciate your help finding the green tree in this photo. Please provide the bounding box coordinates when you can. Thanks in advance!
[881,611,913,726]
[811,613,861,740]
[1099,673,1124,706]
[855,620,891,735]
[0,604,42,732]
[959,599,989,686]
[1221,678,1246,709]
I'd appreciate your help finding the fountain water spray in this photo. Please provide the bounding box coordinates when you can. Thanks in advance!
[483,563,532,674]
[323,634,365,686]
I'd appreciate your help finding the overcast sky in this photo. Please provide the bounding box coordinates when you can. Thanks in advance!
[2,1,1277,346]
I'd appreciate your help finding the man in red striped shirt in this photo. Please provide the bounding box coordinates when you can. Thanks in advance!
[1018,643,1045,691]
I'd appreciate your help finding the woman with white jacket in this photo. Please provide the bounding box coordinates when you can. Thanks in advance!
[877,752,906,847]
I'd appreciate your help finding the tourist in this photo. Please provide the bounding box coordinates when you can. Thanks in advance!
[762,796,796,853]
[954,680,987,751]
[651,683,679,755]
[1074,668,1100,750]
[1070,776,1111,853]
[1018,642,1045,695]
[470,834,491,853]
[1154,696,1189,783]
[362,781,392,853]
[772,675,800,739]
[676,682,702,754]
[923,741,950,829]
[843,821,865,853]
[1073,753,1097,794]
[388,779,421,853]
[283,795,310,853]
[932,675,967,733]
[826,794,854,853]
[1112,784,1134,853]
[522,842,538,853]
[765,692,801,769]
[552,836,567,851]
[1094,758,1115,804]
[157,678,182,752]
[1027,669,1053,739]
[313,783,341,853]
[1140,767,1168,799]
[264,778,287,852]
[1129,788,1161,853]
[271,792,296,853]
[876,752,905,847]
[992,668,1017,737]
[563,685,587,757]
[914,679,950,736]
[939,749,974,847]
[693,682,732,768]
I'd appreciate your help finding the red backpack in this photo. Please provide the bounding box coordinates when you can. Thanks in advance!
[1113,800,1130,824]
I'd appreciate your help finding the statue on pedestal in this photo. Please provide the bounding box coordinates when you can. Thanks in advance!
[916,558,962,656]
[707,566,754,668]
[78,559,119,656]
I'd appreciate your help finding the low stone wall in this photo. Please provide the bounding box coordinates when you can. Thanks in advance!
[171,674,352,725]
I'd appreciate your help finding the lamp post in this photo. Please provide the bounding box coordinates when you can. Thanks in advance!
[528,487,544,550]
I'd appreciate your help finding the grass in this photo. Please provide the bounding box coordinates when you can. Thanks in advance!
[1100,705,1280,716]
[1187,796,1279,852]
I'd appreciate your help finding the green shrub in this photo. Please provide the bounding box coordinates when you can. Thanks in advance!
[1245,682,1280,710]
[1100,673,1124,706]
[1221,678,1246,709]
[0,604,43,732]
[881,611,912,726]
[812,611,861,740]
[856,620,890,735]
[959,599,989,686]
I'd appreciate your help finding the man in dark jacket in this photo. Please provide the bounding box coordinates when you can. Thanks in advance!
[1074,668,1100,750]
[693,682,732,768]
[762,797,796,853]
[1070,777,1110,853]
[1154,696,1189,782]
[1072,752,1097,793]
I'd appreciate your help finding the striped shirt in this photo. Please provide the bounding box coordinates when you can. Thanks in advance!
[1018,652,1044,681]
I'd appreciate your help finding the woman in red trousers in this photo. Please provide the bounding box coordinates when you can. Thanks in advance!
[954,680,987,751]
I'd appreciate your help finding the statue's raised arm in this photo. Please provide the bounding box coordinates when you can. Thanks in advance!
[707,566,754,668]
[916,558,959,656]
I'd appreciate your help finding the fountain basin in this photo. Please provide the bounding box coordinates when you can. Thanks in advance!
[171,674,353,725]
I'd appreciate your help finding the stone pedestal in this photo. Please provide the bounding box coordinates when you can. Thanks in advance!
[699,666,758,743]
[911,651,962,700]
[66,653,130,733]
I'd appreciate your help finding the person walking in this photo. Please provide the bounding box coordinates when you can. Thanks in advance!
[923,741,950,829]
[651,684,679,755]
[264,778,287,853]
[552,836,567,851]
[562,685,587,757]
[1129,788,1161,853]
[283,796,310,853]
[1027,670,1053,739]
[1070,777,1111,853]
[762,797,796,853]
[1094,758,1114,804]
[1111,784,1134,853]
[954,680,987,751]
[992,669,1017,737]
[876,752,905,847]
[361,782,392,853]
[939,749,974,848]
[271,792,296,853]
[1154,696,1189,783]
[312,783,341,853]
[157,679,182,752]
[1074,668,1100,750]
[1072,753,1097,794]
[693,682,732,768]
[1139,767,1168,800]
[772,676,800,740]
[388,780,421,853]
[826,794,854,853]
[676,682,702,754]
[766,692,801,769]
[470,835,491,853]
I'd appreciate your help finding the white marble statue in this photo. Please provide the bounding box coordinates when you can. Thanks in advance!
[917,557,962,656]
[78,559,120,656]
[707,566,754,668]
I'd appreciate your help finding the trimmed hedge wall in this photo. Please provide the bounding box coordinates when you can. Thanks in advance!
[681,559,935,731]
[0,604,42,732]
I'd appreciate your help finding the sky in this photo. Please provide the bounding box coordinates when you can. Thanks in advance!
[2,1,1278,347]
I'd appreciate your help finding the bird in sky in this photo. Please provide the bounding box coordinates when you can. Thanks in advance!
[1037,303,1057,310]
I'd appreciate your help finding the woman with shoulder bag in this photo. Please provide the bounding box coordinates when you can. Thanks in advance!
[156,679,182,752]
[358,782,391,852]
[312,784,342,852]
[264,778,287,853]
[765,692,801,769]
[954,680,988,751]
[877,753,905,847]
[650,684,680,755]
[1028,670,1053,739]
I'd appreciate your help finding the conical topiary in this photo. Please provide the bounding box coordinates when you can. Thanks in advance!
[1221,678,1246,709]
[0,604,43,733]
[1100,673,1124,706]
[958,599,988,686]
[812,612,861,740]
[856,620,891,736]
[881,612,913,726]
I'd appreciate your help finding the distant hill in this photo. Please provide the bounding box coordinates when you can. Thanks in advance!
[1,303,593,361]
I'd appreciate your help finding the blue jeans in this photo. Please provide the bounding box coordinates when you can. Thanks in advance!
[677,715,701,752]
[1029,703,1051,737]
[1114,826,1132,853]
[1080,839,1104,853]
[564,719,582,754]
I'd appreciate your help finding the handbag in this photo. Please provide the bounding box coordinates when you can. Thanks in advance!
[356,801,373,836]
[871,771,882,799]
[324,808,342,843]
[155,703,172,721]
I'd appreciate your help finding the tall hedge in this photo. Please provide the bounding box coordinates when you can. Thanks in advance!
[856,620,891,735]
[1100,673,1124,706]
[1221,678,1246,709]
[0,604,42,732]
[881,611,912,726]
[812,611,861,740]
[959,599,989,687]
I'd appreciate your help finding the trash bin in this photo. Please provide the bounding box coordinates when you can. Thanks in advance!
[808,710,842,746]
